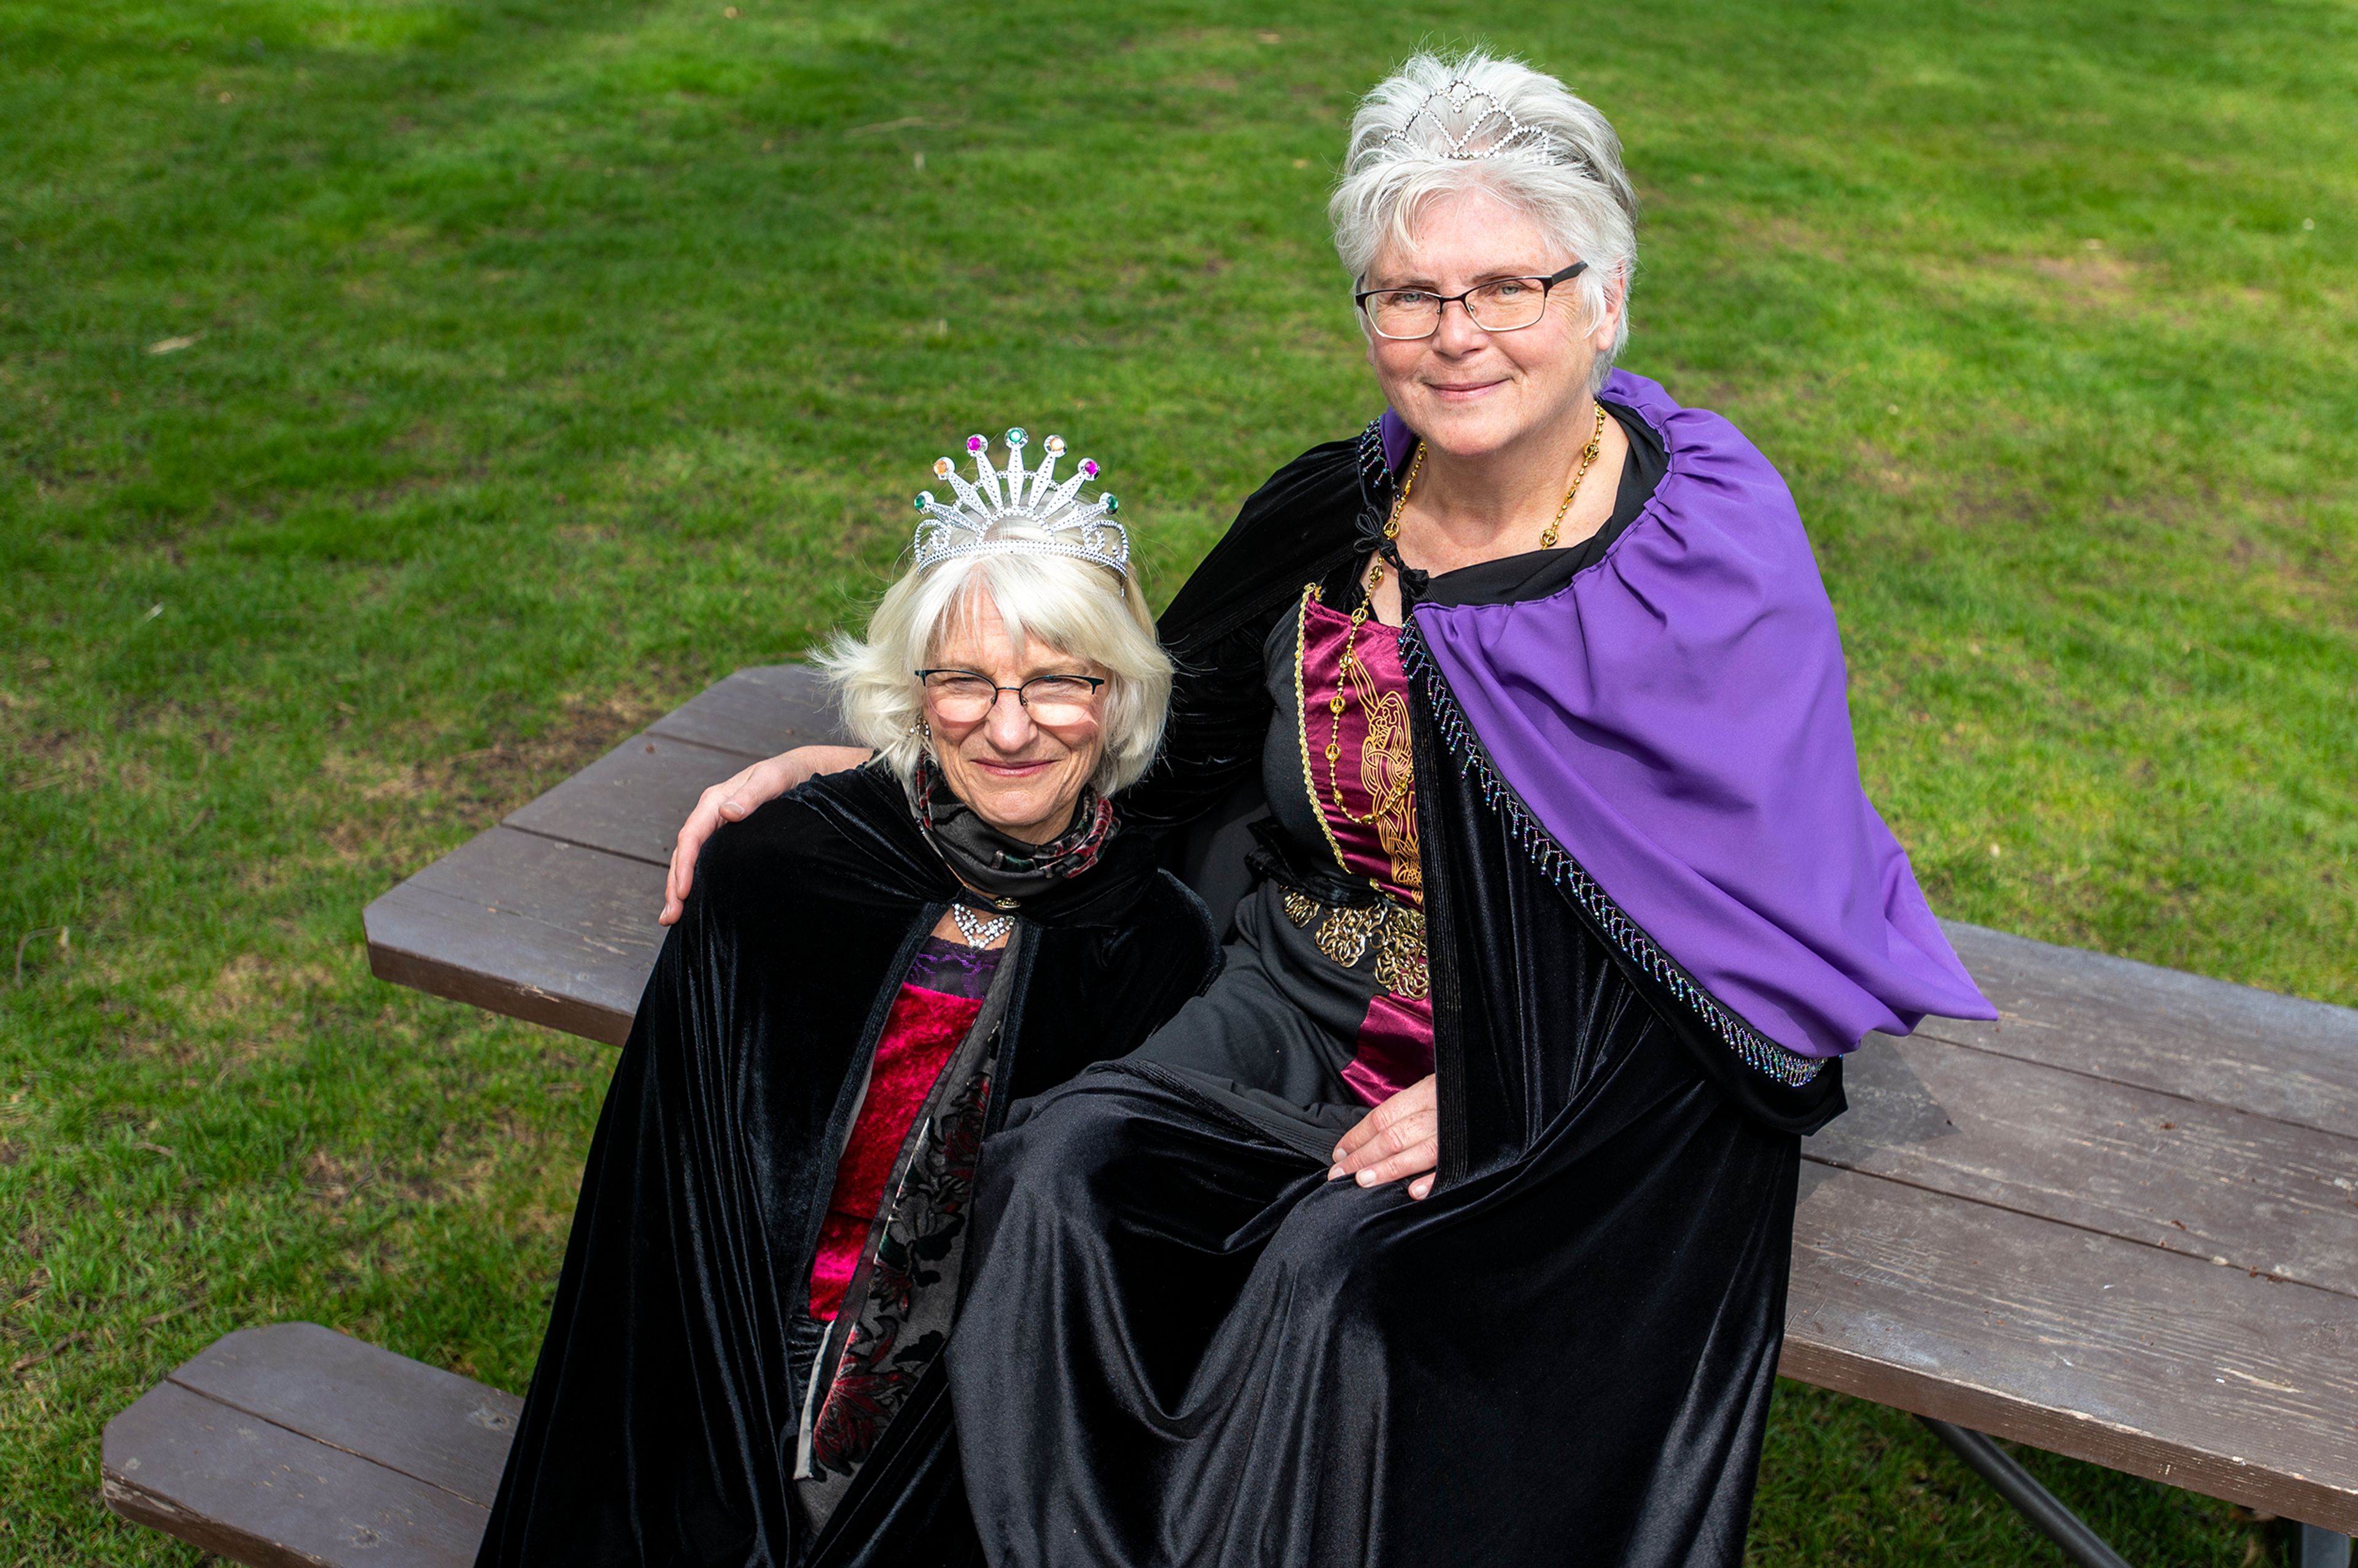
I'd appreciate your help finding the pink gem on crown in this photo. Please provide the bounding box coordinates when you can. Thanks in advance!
[1080,459,1099,478]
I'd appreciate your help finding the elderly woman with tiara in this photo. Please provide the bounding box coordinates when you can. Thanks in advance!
[474,438,1216,1567]
[667,49,1994,1568]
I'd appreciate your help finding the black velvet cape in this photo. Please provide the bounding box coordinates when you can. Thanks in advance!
[946,431,1846,1567]
[474,763,1219,1568]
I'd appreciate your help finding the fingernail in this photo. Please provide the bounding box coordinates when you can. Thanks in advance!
[1326,1163,1344,1181]
[1356,1170,1374,1186]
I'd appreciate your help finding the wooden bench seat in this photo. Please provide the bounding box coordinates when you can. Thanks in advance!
[103,1322,516,1567]
[105,664,2358,1566]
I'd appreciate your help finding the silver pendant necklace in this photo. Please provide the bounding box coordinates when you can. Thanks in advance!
[950,903,1015,948]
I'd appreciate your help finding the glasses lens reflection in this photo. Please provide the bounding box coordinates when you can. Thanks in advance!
[924,673,1101,725]
[1366,278,1552,340]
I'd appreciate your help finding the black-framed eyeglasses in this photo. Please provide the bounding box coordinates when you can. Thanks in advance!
[916,669,1107,725]
[1355,260,1590,340]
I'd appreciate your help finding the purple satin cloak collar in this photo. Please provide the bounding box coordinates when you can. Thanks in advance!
[1397,370,1994,1060]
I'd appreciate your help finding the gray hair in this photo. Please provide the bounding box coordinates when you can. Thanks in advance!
[817,543,1172,796]
[1329,51,1639,389]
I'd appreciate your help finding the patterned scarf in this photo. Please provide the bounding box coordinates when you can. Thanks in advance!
[911,755,1118,904]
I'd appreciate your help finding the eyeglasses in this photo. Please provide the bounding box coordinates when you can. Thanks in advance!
[1355,260,1590,341]
[917,669,1107,726]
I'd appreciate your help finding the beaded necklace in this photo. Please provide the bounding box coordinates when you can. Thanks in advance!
[949,903,1014,948]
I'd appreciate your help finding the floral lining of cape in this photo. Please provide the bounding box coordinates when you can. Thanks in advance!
[795,935,1018,1528]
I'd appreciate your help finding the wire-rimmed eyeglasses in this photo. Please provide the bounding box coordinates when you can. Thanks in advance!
[916,669,1107,726]
[1355,260,1590,340]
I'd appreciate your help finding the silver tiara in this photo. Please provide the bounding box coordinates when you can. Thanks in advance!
[911,427,1129,577]
[1376,79,1557,163]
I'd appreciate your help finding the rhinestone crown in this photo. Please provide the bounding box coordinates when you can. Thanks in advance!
[911,427,1128,577]
[1376,79,1557,163]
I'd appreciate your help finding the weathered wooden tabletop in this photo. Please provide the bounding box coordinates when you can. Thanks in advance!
[364,664,2358,1534]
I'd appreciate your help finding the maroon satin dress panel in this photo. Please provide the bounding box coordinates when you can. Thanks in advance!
[804,939,1000,1322]
[1294,597,1433,1105]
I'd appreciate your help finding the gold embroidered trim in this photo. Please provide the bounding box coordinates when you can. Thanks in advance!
[1280,886,1430,1001]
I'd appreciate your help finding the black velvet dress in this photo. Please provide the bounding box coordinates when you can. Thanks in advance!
[946,413,1846,1568]
[473,763,1219,1568]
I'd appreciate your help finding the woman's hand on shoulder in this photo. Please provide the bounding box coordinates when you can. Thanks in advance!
[1329,1074,1438,1201]
[661,745,875,925]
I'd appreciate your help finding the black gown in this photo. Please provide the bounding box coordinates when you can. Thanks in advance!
[946,413,1846,1568]
[474,763,1219,1568]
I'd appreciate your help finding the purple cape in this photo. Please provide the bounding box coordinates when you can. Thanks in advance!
[1399,370,1994,1063]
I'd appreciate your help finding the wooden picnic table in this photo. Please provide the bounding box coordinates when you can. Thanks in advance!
[106,663,2358,1566]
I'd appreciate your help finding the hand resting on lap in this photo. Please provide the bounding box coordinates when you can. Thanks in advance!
[1331,1074,1438,1200]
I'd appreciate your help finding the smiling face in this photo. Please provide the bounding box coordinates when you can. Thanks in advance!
[1361,185,1621,460]
[925,590,1108,845]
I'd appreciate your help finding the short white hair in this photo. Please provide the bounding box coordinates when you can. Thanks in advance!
[1330,50,1639,390]
[818,541,1173,796]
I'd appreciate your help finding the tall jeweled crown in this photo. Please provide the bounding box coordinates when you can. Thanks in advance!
[911,427,1129,577]
[1377,79,1557,163]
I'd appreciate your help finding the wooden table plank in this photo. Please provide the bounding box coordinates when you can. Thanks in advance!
[504,731,764,867]
[1928,923,2358,1140]
[364,826,663,1046]
[1784,1166,2358,1533]
[1818,1038,2358,1299]
[103,1380,489,1568]
[168,1324,519,1508]
[362,664,846,1048]
[642,663,845,758]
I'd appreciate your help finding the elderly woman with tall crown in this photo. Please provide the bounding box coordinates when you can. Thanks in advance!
[666,49,1994,1568]
[475,437,1217,1567]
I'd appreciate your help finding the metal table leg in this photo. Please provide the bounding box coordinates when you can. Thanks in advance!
[2302,1523,2354,1568]
[1918,1415,2352,1568]
[1918,1417,2134,1568]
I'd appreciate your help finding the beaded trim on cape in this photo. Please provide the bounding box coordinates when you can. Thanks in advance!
[1353,417,1393,535]
[1398,621,1826,1087]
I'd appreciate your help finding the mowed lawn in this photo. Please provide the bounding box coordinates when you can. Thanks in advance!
[3,0,2352,1562]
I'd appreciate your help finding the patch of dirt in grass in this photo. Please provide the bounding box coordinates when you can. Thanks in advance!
[399,1112,583,1224]
[1699,207,1851,268]
[196,951,338,1018]
[2026,247,2141,306]
[2,727,120,796]
[1848,439,1935,500]
[312,685,669,867]
[2125,491,2356,631]
[304,1147,384,1208]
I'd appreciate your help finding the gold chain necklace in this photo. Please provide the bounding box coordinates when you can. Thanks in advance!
[1539,402,1609,550]
[1323,404,1608,827]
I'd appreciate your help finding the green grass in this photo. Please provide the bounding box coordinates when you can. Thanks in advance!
[2,0,2349,1562]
